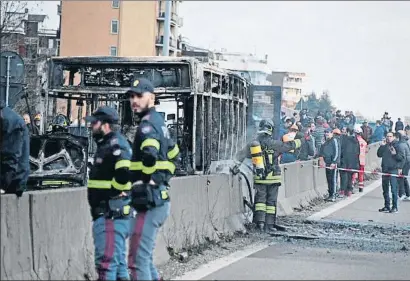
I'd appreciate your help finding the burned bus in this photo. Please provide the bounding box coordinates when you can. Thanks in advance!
[31,56,250,186]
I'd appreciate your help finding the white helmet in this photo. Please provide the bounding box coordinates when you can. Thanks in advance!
[354,124,362,134]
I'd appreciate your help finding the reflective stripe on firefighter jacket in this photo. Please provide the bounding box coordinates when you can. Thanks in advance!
[236,134,303,185]
[357,135,367,166]
[87,131,132,211]
[130,107,180,185]
[254,203,276,214]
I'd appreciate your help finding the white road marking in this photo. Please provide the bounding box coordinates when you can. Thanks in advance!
[307,180,381,221]
[171,242,270,280]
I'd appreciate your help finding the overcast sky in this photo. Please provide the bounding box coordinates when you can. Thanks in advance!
[33,1,410,121]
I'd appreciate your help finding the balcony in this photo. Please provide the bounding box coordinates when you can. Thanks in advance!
[24,37,39,45]
[157,12,183,27]
[38,47,58,57]
[2,24,26,35]
[156,36,181,51]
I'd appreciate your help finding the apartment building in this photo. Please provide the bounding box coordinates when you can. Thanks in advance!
[1,9,59,111]
[60,0,183,57]
[268,71,306,109]
[209,50,276,119]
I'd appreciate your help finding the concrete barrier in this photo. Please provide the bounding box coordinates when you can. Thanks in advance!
[365,142,382,179]
[277,160,328,215]
[0,194,33,280]
[29,188,95,280]
[0,173,245,280]
[0,142,382,280]
[158,174,244,264]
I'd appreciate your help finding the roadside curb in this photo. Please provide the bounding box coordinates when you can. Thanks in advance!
[306,180,382,222]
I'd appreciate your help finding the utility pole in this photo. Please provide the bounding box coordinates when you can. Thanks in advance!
[5,56,11,107]
[162,0,172,56]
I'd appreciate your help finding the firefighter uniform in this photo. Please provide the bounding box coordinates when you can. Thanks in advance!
[86,106,132,281]
[236,119,303,232]
[126,78,180,281]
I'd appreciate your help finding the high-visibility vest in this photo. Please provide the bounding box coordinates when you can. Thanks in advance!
[357,136,367,166]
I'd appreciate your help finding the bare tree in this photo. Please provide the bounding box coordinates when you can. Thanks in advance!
[1,1,50,115]
[0,1,28,39]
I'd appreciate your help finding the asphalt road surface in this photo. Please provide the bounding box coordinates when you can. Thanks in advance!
[179,181,410,280]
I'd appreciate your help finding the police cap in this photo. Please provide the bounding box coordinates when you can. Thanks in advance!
[126,78,155,95]
[85,106,119,124]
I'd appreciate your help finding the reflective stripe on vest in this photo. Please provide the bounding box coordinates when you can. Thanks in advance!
[253,149,281,184]
[254,175,281,184]
[140,138,160,151]
[167,144,179,160]
[255,203,266,212]
[266,205,276,214]
[130,161,176,174]
[115,160,131,170]
[88,179,132,191]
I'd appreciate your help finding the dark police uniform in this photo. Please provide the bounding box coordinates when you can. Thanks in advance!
[126,78,179,281]
[86,106,132,281]
[236,119,303,232]
[0,102,30,197]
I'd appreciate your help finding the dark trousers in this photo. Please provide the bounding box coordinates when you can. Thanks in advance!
[398,164,410,197]
[382,170,399,209]
[254,183,280,225]
[340,170,354,192]
[325,167,337,197]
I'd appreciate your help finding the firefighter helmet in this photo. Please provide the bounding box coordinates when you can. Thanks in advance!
[49,114,69,133]
[258,119,275,136]
[354,124,362,134]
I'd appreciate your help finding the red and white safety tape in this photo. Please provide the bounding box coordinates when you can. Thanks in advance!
[310,164,410,179]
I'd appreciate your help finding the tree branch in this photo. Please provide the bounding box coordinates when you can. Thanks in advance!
[0,1,28,38]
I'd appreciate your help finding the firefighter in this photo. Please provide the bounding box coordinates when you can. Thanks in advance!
[234,119,304,232]
[126,78,180,281]
[85,106,132,281]
[47,114,69,133]
[34,113,41,131]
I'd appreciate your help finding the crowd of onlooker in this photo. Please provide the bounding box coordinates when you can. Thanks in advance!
[277,108,410,209]
[278,109,410,165]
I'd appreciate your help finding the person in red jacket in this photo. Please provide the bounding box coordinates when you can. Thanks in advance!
[352,125,368,192]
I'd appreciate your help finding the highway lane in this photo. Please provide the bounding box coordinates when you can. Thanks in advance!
[178,181,410,280]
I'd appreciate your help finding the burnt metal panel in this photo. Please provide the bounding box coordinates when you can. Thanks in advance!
[249,85,282,140]
[42,56,251,177]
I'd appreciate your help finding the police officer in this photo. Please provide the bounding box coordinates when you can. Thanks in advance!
[0,101,30,197]
[126,78,179,281]
[235,119,303,232]
[85,106,132,281]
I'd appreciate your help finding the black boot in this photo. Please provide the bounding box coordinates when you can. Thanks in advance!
[257,222,265,232]
[266,224,276,233]
[273,224,287,232]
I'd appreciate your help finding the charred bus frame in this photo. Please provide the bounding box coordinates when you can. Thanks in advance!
[44,56,250,175]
